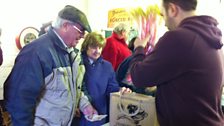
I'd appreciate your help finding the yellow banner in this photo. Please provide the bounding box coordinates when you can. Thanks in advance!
[107,8,133,28]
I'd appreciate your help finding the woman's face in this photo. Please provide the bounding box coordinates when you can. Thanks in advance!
[86,45,102,61]
[122,30,128,41]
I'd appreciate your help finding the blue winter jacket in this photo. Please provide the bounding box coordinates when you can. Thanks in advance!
[4,27,89,126]
[79,53,120,126]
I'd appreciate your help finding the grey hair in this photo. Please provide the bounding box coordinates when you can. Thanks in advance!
[52,17,73,29]
[113,23,128,35]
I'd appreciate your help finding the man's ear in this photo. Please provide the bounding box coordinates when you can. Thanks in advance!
[167,3,179,17]
[62,22,70,32]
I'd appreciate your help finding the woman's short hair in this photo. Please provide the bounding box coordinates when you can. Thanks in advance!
[113,23,128,35]
[81,32,105,52]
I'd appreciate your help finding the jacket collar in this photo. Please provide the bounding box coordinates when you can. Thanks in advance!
[81,52,103,65]
[47,27,79,53]
[112,32,126,44]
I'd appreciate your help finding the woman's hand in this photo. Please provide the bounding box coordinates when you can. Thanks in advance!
[119,87,132,94]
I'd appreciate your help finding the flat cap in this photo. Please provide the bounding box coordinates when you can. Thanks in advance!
[58,5,91,33]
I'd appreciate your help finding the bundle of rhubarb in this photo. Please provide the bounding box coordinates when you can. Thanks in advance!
[129,5,162,54]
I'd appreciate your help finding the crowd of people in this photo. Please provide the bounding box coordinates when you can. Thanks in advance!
[1,0,224,126]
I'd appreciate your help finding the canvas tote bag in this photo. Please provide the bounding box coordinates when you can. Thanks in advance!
[110,92,159,126]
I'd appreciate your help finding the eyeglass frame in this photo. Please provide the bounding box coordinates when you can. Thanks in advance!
[72,24,85,35]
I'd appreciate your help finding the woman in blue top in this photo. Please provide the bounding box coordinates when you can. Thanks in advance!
[79,32,130,126]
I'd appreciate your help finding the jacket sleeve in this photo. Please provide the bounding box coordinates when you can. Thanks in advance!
[0,46,2,66]
[79,92,91,112]
[77,56,91,112]
[102,39,118,70]
[4,49,44,126]
[81,81,92,103]
[130,32,189,87]
[106,66,120,95]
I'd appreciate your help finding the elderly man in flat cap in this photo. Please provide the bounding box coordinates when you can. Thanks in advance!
[4,5,96,126]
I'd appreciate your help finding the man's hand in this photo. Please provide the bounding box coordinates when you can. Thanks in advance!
[134,33,151,49]
[82,104,98,119]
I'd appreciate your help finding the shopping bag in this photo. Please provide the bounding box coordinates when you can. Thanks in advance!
[110,92,159,126]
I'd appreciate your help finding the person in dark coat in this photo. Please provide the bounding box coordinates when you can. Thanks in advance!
[4,5,95,126]
[130,0,224,126]
[78,32,131,126]
[116,37,156,96]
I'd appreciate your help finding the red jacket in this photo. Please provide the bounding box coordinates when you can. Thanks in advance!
[102,32,131,71]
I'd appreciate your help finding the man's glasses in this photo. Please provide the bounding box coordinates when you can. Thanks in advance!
[72,25,85,35]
